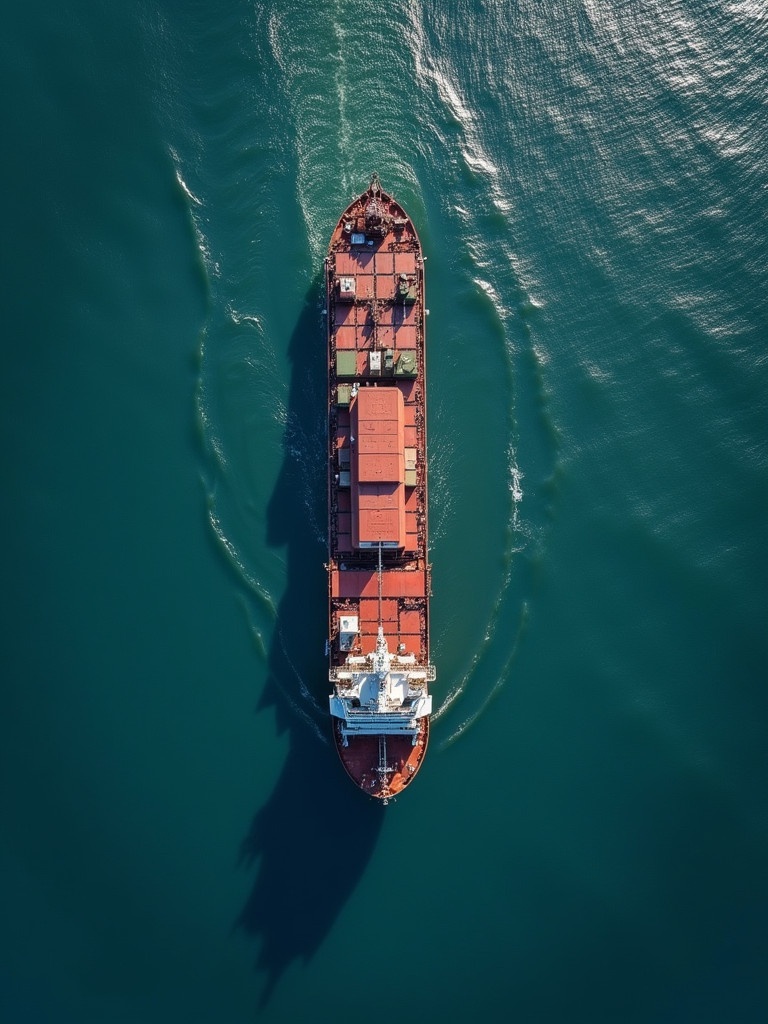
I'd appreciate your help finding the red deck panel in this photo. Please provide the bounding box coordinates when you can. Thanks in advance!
[357,387,401,418]
[357,484,399,509]
[358,600,376,624]
[334,570,374,598]
[357,416,399,434]
[403,404,417,427]
[398,635,423,658]
[398,642,424,661]
[357,419,394,437]
[394,253,417,275]
[398,632,422,646]
[337,533,353,551]
[393,324,417,347]
[404,489,419,512]
[358,434,400,455]
[376,277,397,301]
[351,387,407,546]
[381,572,426,597]
[398,379,418,402]
[374,252,394,275]
[335,253,354,275]
[360,634,378,655]
[359,507,400,543]
[358,454,402,482]
[356,275,375,299]
[377,325,394,348]
[383,599,399,621]
[404,425,418,447]
[335,325,357,349]
[336,251,375,273]
[335,303,354,325]
[352,251,375,271]
[334,569,426,599]
[359,598,398,624]
[399,609,422,634]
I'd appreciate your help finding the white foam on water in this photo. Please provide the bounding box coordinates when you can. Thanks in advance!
[170,148,202,207]
[227,307,263,331]
[266,11,286,76]
[723,0,768,22]
[438,602,530,747]
[509,450,524,507]
[206,500,276,617]
[405,4,509,220]
[167,144,220,286]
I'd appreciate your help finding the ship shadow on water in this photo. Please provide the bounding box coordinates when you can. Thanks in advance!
[235,276,385,1007]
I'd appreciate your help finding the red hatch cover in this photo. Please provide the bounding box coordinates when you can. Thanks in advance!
[351,387,405,548]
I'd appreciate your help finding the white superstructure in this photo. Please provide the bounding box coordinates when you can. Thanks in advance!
[329,626,434,744]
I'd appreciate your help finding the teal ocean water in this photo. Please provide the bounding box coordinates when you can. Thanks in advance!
[2,1,767,1020]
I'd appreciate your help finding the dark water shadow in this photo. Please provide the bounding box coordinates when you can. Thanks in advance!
[235,276,385,1006]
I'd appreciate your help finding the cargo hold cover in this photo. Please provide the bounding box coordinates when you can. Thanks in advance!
[351,387,406,548]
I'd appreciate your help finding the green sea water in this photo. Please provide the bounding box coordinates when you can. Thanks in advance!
[2,1,767,1021]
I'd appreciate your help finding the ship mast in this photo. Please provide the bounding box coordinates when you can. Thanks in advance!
[377,540,383,631]
[376,541,393,800]
[374,541,389,676]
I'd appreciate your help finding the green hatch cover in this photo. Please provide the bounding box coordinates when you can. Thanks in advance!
[395,350,417,377]
[336,351,357,377]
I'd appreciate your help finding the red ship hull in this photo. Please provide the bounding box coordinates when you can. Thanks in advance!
[326,175,434,801]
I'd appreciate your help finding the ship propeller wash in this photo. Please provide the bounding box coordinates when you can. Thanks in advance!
[326,174,435,801]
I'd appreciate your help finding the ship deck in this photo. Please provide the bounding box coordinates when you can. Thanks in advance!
[333,721,429,798]
[326,176,432,800]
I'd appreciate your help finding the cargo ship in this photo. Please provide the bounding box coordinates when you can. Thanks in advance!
[326,173,435,802]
